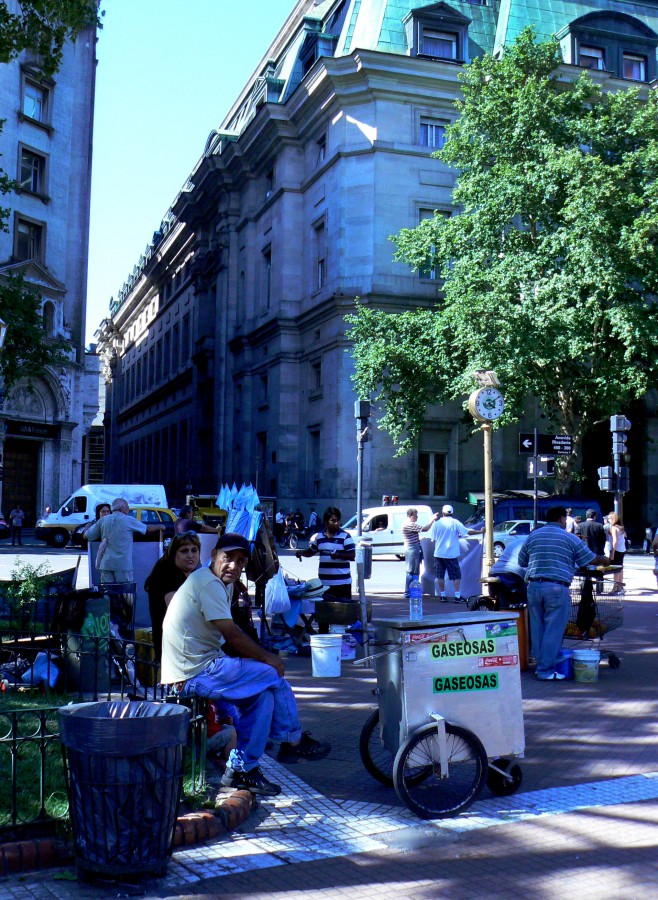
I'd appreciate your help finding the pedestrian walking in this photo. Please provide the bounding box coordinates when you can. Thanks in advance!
[9,503,25,546]
[519,506,609,681]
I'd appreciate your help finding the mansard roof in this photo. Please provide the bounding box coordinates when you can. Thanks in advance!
[495,0,658,55]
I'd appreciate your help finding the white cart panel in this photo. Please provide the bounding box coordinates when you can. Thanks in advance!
[375,613,525,760]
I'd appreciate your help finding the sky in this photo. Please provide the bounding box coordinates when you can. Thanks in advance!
[86,0,296,344]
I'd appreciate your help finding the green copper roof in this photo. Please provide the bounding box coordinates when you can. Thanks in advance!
[495,0,658,53]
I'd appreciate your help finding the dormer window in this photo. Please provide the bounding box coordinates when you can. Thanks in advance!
[561,12,657,82]
[421,29,457,59]
[404,3,471,64]
[579,45,604,70]
[623,52,646,81]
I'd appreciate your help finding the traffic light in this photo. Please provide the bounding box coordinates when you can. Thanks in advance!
[612,432,628,455]
[610,415,631,433]
[617,466,630,493]
[597,466,614,492]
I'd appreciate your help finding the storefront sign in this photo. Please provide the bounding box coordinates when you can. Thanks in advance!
[5,421,60,439]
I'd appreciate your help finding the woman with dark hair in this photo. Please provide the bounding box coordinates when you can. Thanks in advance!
[145,531,201,659]
[81,502,112,564]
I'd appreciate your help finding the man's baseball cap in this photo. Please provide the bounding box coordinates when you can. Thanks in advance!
[442,504,454,514]
[215,532,251,557]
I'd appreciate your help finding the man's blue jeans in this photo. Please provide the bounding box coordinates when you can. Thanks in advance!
[404,546,422,597]
[182,656,302,772]
[527,582,571,677]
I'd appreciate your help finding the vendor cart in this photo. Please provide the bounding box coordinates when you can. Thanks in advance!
[359,611,525,818]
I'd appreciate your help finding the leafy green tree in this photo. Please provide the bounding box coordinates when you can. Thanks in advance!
[347,29,658,488]
[0,1,101,386]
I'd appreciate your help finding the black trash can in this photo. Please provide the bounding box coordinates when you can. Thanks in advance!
[58,700,190,878]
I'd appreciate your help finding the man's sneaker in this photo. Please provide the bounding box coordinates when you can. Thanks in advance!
[277,731,331,763]
[221,766,281,796]
[536,671,566,681]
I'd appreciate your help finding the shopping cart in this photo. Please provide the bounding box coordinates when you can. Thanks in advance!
[564,567,623,668]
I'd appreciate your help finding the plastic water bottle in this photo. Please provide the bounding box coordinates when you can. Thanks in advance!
[409,580,423,620]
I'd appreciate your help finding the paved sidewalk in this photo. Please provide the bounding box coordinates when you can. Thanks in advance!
[2,556,657,898]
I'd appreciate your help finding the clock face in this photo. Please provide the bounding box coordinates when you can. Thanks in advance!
[472,388,505,421]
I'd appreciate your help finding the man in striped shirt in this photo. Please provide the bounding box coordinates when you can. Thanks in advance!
[519,506,610,681]
[402,508,439,597]
[296,507,355,599]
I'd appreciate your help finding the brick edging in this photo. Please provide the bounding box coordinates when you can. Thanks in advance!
[0,789,256,876]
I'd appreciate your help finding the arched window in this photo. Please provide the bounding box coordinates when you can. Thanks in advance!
[43,300,55,336]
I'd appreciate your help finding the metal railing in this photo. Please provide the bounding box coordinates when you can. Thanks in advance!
[0,630,207,837]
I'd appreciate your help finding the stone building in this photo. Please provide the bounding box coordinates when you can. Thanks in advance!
[95,0,658,523]
[0,18,101,524]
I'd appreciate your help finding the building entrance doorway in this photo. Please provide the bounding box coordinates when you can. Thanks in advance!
[3,438,41,526]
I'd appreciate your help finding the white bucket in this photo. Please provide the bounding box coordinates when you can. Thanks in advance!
[573,649,601,683]
[310,634,342,677]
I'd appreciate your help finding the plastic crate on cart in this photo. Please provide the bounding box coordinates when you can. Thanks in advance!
[565,576,624,639]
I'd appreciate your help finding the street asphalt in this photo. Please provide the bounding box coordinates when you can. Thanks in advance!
[1,541,657,898]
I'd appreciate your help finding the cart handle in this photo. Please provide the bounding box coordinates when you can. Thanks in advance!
[351,642,400,666]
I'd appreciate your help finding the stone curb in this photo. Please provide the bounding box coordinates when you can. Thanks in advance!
[0,789,256,876]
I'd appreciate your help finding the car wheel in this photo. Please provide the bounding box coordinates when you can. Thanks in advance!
[49,530,70,549]
[493,542,505,558]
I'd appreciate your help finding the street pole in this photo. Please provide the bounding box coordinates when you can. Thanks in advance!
[483,423,494,578]
[532,426,538,530]
[354,400,371,660]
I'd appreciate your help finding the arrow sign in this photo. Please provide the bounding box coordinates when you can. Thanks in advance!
[519,432,573,456]
[519,433,535,454]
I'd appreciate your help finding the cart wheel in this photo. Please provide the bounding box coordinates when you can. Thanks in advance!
[607,653,621,669]
[486,758,523,796]
[359,709,394,786]
[467,595,496,612]
[393,722,487,819]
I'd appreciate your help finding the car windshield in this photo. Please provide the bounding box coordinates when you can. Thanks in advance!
[495,521,518,533]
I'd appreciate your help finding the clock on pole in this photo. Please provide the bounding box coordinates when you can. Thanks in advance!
[468,386,505,422]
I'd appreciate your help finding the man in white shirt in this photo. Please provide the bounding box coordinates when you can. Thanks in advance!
[429,505,482,603]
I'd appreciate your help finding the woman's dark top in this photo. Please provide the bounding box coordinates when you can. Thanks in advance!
[144,557,187,660]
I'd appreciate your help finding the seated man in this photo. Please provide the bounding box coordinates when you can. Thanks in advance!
[161,532,330,797]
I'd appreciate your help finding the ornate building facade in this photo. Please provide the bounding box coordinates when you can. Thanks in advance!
[96,0,658,523]
[0,18,100,524]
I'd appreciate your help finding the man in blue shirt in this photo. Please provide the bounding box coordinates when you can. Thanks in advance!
[519,506,609,680]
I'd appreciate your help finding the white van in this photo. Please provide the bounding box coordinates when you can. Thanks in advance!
[35,484,168,548]
[343,505,434,557]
